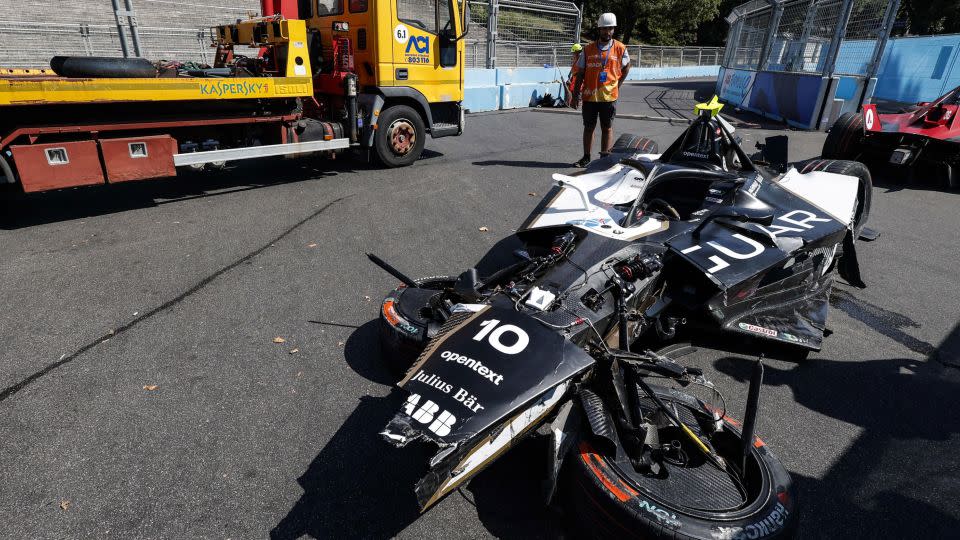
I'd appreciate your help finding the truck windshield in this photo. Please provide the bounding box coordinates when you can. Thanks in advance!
[399,0,455,34]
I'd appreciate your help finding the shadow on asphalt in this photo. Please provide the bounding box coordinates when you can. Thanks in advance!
[0,148,445,230]
[341,319,399,386]
[467,437,566,539]
[269,391,429,539]
[272,320,432,538]
[0,158,345,229]
[714,353,960,538]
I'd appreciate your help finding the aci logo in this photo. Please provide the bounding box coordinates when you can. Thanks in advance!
[406,35,430,54]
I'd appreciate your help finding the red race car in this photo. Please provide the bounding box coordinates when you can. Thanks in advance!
[822,85,960,189]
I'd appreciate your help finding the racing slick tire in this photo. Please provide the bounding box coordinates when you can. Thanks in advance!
[378,276,456,371]
[563,385,796,540]
[611,134,659,155]
[375,105,427,168]
[587,134,659,172]
[822,112,863,160]
[800,158,872,237]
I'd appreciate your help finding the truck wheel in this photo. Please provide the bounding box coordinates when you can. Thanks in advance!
[801,159,872,237]
[822,112,863,160]
[375,105,426,167]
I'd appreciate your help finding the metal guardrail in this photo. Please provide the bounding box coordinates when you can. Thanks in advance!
[723,0,898,78]
[467,40,723,69]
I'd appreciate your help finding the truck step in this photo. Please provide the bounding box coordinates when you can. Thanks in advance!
[431,123,460,138]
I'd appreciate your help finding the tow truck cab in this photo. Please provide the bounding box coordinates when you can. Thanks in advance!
[285,0,468,164]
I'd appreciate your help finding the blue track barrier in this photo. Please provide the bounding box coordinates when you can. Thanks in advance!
[463,65,721,113]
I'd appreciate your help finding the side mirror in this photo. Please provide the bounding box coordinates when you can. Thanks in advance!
[457,0,471,40]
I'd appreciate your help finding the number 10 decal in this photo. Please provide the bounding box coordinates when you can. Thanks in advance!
[472,319,530,355]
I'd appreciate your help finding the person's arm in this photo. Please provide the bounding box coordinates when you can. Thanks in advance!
[618,47,631,88]
[572,54,586,108]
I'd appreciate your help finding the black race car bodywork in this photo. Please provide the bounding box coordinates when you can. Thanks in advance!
[372,111,868,535]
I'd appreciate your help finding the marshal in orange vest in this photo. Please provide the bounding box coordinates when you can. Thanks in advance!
[580,40,628,103]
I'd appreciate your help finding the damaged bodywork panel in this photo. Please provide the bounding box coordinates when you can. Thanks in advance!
[381,306,594,509]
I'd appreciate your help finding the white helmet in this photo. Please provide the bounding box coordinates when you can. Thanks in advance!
[598,12,616,28]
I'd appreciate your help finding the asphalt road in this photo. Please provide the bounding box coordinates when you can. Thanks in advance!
[1,81,958,539]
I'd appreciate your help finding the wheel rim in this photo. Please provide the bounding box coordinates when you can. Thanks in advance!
[387,118,416,156]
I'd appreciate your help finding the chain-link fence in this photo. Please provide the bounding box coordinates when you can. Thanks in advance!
[729,8,771,69]
[0,20,219,69]
[468,41,725,69]
[723,0,898,78]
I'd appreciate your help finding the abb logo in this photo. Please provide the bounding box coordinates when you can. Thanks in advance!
[404,393,457,436]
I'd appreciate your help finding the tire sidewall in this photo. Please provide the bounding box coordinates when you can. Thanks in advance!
[564,387,796,539]
[375,104,426,168]
[823,112,863,160]
[801,158,872,237]
[378,275,457,369]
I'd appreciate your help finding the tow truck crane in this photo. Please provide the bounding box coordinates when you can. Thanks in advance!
[0,0,468,194]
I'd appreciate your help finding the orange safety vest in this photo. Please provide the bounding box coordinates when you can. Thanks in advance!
[580,40,627,103]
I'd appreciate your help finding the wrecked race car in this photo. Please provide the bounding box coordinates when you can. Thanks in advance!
[369,105,871,537]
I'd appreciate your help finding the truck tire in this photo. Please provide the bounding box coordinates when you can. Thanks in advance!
[822,112,863,160]
[801,159,872,237]
[611,134,659,155]
[564,385,796,540]
[375,105,426,167]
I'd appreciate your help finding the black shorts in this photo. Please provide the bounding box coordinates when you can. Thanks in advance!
[582,101,616,129]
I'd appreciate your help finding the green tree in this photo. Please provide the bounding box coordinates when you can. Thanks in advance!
[896,0,960,36]
[581,0,721,45]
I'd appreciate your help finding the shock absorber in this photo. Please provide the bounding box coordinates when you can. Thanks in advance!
[615,253,662,282]
[551,231,576,255]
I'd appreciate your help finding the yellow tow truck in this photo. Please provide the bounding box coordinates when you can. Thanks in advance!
[0,0,468,194]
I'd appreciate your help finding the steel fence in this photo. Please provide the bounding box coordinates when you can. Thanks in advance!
[722,0,898,78]
[467,40,723,69]
[495,0,579,44]
[633,46,724,68]
[834,0,892,75]
[474,0,582,68]
[0,20,242,68]
[729,8,771,69]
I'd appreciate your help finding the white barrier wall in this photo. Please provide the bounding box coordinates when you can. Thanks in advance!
[464,66,722,112]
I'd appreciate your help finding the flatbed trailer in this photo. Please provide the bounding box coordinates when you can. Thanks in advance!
[0,0,469,195]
